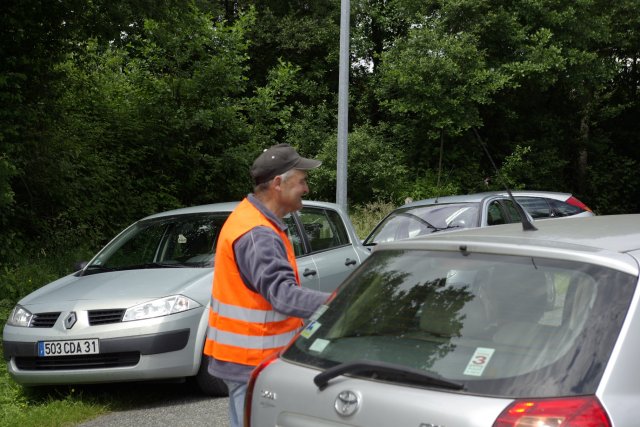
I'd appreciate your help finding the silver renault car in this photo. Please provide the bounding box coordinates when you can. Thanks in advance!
[246,214,640,427]
[2,200,369,396]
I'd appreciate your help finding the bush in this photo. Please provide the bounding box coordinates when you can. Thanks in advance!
[350,200,397,239]
[0,244,96,331]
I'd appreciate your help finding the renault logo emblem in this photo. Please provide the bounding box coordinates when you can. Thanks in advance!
[64,312,77,329]
[334,390,360,417]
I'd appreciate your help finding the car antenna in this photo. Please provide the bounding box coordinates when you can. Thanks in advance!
[472,128,537,231]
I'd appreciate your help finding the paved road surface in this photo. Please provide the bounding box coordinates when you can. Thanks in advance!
[73,382,230,427]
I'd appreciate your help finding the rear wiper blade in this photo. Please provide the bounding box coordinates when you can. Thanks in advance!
[314,360,464,391]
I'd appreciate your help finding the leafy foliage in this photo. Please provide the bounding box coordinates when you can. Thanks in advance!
[1,0,640,265]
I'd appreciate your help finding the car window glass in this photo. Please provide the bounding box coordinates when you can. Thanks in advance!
[487,201,506,225]
[515,196,552,218]
[283,214,304,256]
[285,250,635,398]
[548,199,584,216]
[94,213,226,269]
[501,200,522,223]
[166,220,218,264]
[298,207,349,253]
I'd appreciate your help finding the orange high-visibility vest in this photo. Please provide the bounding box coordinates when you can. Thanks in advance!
[203,198,303,366]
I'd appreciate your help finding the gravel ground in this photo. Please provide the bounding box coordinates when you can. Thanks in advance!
[78,396,229,427]
[71,382,230,427]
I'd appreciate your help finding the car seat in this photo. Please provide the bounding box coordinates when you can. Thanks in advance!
[482,268,555,374]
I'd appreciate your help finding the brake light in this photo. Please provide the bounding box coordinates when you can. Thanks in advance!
[493,396,611,427]
[244,352,280,427]
[566,196,592,212]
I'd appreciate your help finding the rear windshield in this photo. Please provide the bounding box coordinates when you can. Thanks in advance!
[284,249,636,397]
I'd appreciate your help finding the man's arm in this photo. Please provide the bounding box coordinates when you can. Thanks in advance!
[234,226,329,319]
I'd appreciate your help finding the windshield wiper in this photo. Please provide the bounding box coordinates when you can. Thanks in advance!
[83,262,186,274]
[120,262,187,270]
[79,265,116,276]
[314,360,464,391]
[396,212,448,232]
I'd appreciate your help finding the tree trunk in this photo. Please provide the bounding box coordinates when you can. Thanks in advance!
[577,111,590,194]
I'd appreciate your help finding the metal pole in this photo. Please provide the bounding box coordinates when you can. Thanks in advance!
[336,0,350,212]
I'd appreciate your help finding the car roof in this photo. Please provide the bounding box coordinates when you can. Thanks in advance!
[140,200,343,221]
[498,190,572,200]
[376,215,640,275]
[403,190,572,208]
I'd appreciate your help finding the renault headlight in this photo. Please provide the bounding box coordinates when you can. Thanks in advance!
[7,305,33,327]
[123,295,201,321]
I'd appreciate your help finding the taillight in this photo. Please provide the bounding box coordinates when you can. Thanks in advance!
[493,396,611,427]
[566,196,592,212]
[243,351,280,427]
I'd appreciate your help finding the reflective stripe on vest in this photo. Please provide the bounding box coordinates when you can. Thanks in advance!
[206,322,298,350]
[211,296,290,324]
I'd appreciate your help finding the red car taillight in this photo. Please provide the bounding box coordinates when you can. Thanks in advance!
[566,196,592,212]
[243,352,280,427]
[493,396,611,427]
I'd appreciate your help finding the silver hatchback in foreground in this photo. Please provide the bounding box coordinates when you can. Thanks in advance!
[247,215,640,427]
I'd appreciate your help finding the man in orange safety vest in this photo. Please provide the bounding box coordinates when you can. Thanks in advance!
[204,143,330,427]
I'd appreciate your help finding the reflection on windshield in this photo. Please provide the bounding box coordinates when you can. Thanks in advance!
[367,203,479,244]
[85,213,228,273]
[285,250,635,398]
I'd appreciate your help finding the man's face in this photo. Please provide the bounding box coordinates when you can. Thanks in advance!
[277,169,309,214]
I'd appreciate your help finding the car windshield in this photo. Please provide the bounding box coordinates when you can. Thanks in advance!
[365,203,478,245]
[284,249,636,397]
[86,213,228,272]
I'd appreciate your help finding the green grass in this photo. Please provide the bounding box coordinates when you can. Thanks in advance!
[0,335,110,427]
[0,353,208,427]
[0,249,118,427]
[0,342,101,427]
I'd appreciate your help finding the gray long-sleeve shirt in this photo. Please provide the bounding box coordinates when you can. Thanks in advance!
[208,194,330,382]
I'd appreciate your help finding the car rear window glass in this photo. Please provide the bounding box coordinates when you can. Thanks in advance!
[549,198,585,216]
[284,249,636,398]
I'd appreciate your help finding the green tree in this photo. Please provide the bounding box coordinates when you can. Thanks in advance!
[1,1,254,258]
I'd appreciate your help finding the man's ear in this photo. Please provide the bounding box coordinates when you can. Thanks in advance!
[272,175,283,190]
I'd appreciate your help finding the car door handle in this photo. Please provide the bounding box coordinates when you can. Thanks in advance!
[303,268,317,277]
[345,258,357,266]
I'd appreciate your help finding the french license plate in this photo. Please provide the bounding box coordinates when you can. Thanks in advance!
[38,339,100,357]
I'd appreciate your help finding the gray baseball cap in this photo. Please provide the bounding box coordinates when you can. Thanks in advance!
[250,144,322,184]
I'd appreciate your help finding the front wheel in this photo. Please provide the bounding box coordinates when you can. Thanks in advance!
[193,355,229,397]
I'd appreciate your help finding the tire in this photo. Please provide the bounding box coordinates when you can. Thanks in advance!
[193,355,229,397]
